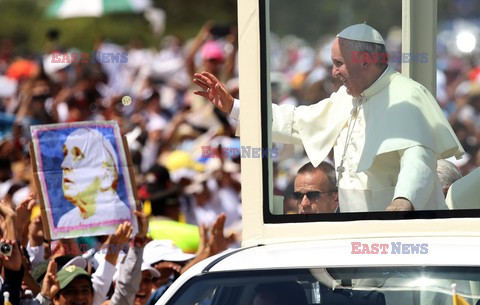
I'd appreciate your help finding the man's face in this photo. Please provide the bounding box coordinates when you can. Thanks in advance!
[135,270,153,305]
[61,130,114,204]
[331,37,365,97]
[62,134,101,204]
[294,171,338,214]
[53,277,93,305]
[152,261,183,287]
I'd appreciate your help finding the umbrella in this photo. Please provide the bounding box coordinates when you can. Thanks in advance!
[46,0,152,19]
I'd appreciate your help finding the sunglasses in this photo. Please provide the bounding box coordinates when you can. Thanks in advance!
[31,94,51,101]
[292,191,335,201]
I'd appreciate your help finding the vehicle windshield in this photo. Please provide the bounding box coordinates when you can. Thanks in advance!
[166,267,480,305]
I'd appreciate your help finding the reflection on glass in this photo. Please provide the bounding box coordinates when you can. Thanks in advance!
[267,0,480,216]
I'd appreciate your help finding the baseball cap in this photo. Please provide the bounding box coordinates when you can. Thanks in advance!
[57,265,91,290]
[143,240,195,266]
[52,255,87,271]
[43,53,71,76]
[32,261,49,284]
[200,40,225,61]
[112,261,160,282]
[87,249,127,271]
[62,256,88,270]
[141,262,160,278]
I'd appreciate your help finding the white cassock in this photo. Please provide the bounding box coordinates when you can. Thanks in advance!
[233,65,464,211]
[57,193,131,229]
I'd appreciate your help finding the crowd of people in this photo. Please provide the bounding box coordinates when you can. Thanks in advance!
[0,20,243,305]
[0,16,479,304]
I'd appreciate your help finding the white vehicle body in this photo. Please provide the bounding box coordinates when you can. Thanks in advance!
[159,237,480,304]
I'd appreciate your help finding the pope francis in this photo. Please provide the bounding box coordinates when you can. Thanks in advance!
[192,24,464,212]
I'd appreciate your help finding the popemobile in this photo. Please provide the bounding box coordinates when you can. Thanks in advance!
[157,0,480,304]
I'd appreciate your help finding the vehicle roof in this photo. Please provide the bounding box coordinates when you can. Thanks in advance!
[158,235,480,303]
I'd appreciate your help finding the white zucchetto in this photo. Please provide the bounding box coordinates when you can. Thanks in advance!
[337,23,385,45]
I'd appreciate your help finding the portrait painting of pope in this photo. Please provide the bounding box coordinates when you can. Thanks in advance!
[31,121,138,240]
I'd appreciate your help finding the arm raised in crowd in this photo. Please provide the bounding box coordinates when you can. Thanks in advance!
[15,193,36,247]
[0,201,24,305]
[91,221,133,305]
[181,213,236,274]
[36,259,59,305]
[109,210,149,305]
[27,216,48,268]
[186,21,214,78]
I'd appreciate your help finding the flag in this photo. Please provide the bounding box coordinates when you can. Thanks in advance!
[452,293,470,305]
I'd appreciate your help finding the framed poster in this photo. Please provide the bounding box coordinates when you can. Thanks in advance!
[30,121,138,240]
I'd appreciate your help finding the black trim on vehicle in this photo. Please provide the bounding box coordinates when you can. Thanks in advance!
[264,209,480,223]
[259,0,271,225]
[202,244,264,273]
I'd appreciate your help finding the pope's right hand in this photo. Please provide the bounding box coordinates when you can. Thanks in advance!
[193,71,234,114]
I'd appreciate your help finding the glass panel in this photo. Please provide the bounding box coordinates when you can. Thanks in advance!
[166,267,480,305]
[264,0,480,219]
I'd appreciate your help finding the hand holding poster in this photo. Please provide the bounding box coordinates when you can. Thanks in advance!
[30,121,138,240]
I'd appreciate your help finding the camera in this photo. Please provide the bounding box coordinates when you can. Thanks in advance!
[0,242,12,256]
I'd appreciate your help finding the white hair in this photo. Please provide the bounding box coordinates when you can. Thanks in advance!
[437,159,462,189]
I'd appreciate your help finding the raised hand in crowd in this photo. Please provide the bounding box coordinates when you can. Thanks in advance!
[0,200,22,271]
[40,259,60,301]
[15,192,36,245]
[186,20,215,78]
[28,215,45,248]
[108,210,150,305]
[193,71,234,114]
[0,238,21,271]
[21,244,42,295]
[104,221,133,266]
[0,199,16,238]
[134,210,149,243]
[181,213,236,274]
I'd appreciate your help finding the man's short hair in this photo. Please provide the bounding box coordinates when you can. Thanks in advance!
[297,161,337,192]
[437,159,462,189]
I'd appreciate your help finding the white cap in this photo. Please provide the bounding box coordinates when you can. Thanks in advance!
[43,53,71,76]
[143,240,195,265]
[337,24,385,45]
[0,76,17,98]
[141,262,160,278]
[113,261,161,282]
[89,249,127,270]
[62,256,87,270]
